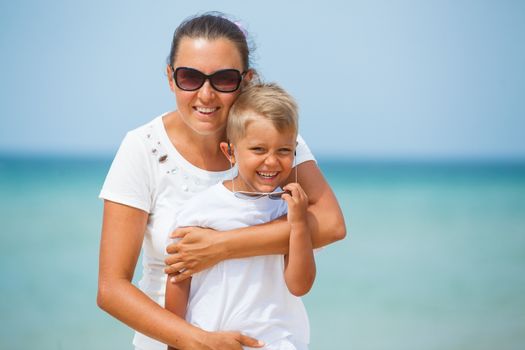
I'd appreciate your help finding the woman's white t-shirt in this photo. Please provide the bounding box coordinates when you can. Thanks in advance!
[99,114,315,350]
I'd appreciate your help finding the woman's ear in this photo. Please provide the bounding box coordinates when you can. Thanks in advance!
[242,69,256,86]
[219,142,235,164]
[167,65,176,92]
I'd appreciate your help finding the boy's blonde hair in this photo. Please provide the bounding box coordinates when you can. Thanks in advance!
[227,83,298,144]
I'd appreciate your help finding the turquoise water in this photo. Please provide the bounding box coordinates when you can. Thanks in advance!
[1,157,524,350]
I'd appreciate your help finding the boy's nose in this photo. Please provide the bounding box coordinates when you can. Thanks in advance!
[264,153,279,165]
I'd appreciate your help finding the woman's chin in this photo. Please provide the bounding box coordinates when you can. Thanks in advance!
[191,122,226,136]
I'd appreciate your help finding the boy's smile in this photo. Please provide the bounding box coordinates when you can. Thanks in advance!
[227,116,296,194]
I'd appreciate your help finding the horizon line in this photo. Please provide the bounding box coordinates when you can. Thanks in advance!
[1,150,525,165]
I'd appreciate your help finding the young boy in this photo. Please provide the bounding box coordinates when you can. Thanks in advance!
[165,83,316,350]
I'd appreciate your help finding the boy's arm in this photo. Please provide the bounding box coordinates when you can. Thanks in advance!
[283,222,316,296]
[165,277,191,350]
[282,183,316,296]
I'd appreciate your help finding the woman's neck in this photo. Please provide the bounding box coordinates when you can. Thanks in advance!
[162,111,231,171]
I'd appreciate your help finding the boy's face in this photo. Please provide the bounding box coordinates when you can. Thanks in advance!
[232,116,296,194]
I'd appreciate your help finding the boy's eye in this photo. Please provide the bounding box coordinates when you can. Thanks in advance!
[278,148,293,155]
[250,147,266,153]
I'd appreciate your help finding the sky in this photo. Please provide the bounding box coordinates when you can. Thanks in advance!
[0,0,524,160]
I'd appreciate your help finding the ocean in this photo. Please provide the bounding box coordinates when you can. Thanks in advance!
[1,156,524,350]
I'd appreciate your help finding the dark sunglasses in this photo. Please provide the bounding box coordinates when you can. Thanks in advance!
[173,66,246,93]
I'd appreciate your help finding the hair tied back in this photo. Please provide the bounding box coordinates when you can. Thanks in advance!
[233,20,248,38]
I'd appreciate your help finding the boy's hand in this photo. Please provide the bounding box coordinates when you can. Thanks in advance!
[282,183,309,227]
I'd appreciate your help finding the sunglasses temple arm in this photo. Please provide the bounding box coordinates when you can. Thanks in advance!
[230,160,235,193]
[294,155,298,183]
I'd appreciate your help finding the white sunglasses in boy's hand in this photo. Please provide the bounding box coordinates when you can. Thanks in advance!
[230,154,298,200]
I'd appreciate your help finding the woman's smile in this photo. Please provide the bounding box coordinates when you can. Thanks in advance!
[194,106,219,115]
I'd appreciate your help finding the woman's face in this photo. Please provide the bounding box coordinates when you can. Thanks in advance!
[169,37,246,137]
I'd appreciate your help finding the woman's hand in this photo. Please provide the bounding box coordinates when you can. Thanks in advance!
[164,226,226,282]
[196,331,264,350]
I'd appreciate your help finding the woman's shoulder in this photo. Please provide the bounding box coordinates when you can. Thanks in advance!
[125,114,164,141]
[100,115,168,212]
[103,114,170,181]
[295,133,316,165]
[116,114,168,155]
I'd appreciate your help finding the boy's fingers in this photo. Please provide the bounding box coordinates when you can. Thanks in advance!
[281,193,292,202]
[284,183,304,196]
[283,184,297,197]
[283,183,295,191]
[171,269,192,283]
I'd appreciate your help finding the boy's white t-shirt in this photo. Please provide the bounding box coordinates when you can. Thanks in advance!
[99,115,315,350]
[177,183,310,349]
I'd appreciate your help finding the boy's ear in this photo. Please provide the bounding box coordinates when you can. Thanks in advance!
[219,142,235,163]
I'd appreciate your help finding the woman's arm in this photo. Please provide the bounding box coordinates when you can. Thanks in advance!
[97,200,263,350]
[165,277,191,350]
[165,160,346,281]
[293,159,347,245]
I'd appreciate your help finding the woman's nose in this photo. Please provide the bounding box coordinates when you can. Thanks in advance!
[197,80,215,102]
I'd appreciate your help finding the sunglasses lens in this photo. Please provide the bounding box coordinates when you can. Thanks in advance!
[268,190,289,200]
[175,68,205,91]
[234,192,264,200]
[175,68,243,92]
[210,70,242,92]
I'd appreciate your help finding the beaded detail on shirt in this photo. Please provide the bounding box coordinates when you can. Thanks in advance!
[145,124,194,192]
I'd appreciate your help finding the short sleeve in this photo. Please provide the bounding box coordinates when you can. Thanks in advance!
[99,132,154,213]
[296,134,316,165]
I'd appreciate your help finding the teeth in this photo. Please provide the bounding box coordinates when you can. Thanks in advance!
[257,171,278,178]
[195,107,218,113]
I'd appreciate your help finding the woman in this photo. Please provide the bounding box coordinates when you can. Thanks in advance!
[97,12,346,350]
